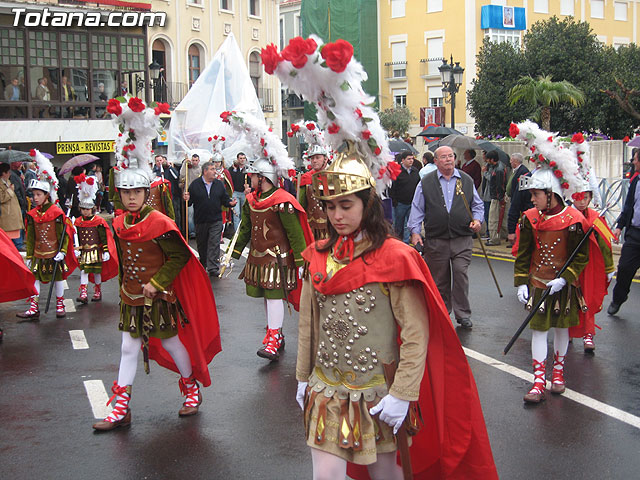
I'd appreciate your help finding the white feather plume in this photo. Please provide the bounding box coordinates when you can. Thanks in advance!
[30,149,59,203]
[76,175,99,207]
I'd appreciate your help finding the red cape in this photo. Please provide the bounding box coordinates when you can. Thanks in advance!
[246,188,313,311]
[303,238,498,480]
[0,229,37,302]
[570,208,609,338]
[74,215,119,283]
[113,210,221,387]
[26,204,79,280]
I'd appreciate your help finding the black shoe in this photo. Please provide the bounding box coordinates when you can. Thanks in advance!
[607,302,620,315]
[456,318,473,329]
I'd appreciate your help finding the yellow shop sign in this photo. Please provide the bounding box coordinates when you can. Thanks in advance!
[56,141,115,155]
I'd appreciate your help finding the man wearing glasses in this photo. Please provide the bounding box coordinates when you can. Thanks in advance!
[408,146,484,329]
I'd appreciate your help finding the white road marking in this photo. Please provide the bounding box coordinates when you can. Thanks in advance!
[68,330,89,349]
[64,298,76,313]
[83,380,112,419]
[464,347,640,430]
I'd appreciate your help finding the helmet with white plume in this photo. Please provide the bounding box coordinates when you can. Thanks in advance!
[75,174,99,209]
[28,149,59,203]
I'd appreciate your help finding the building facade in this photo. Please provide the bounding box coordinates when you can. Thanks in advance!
[379,0,640,141]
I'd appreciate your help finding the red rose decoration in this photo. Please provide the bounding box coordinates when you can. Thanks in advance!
[547,136,553,142]
[387,162,401,180]
[29,149,36,157]
[362,130,372,140]
[288,169,296,178]
[355,108,363,118]
[260,138,265,146]
[261,43,283,75]
[154,102,170,115]
[291,124,300,133]
[208,137,213,142]
[263,149,268,158]
[571,132,585,144]
[328,123,340,134]
[509,123,520,138]
[281,36,317,69]
[74,173,86,184]
[374,146,382,156]
[107,98,122,116]
[287,131,294,138]
[549,161,556,167]
[530,146,536,153]
[128,97,145,113]
[554,169,563,178]
[306,123,316,130]
[86,177,95,186]
[220,111,233,123]
[538,154,545,162]
[321,39,354,73]
[572,192,585,201]
[221,136,226,141]
[561,182,569,189]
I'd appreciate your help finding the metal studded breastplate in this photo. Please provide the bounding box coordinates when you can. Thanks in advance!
[530,229,570,288]
[77,225,101,264]
[310,283,398,397]
[145,184,164,213]
[118,238,176,306]
[33,219,59,259]
[305,186,328,239]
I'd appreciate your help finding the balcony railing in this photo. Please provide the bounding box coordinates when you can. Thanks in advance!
[282,92,304,109]
[258,87,274,112]
[151,79,188,108]
[384,61,407,81]
[420,57,444,78]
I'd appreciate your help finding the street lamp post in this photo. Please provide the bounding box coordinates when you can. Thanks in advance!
[438,55,464,129]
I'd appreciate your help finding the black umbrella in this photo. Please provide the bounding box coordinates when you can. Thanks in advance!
[0,149,30,164]
[476,140,510,165]
[388,139,418,155]
[427,139,441,152]
[417,126,463,138]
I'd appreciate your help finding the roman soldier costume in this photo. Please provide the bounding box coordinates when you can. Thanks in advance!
[17,149,77,320]
[93,96,221,431]
[147,175,175,219]
[73,174,118,304]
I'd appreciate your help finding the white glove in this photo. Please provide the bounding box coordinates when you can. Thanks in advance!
[296,381,308,410]
[369,394,410,434]
[74,249,81,258]
[53,252,65,262]
[298,266,305,279]
[25,259,32,269]
[102,252,110,262]
[545,277,567,295]
[517,285,529,304]
[607,272,615,282]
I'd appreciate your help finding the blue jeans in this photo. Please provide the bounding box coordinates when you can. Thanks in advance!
[232,191,245,227]
[393,202,412,243]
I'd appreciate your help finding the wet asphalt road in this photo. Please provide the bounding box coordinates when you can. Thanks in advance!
[1,249,640,479]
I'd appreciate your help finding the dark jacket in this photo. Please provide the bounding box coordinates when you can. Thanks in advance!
[616,175,639,231]
[9,169,26,212]
[461,159,482,190]
[507,164,533,234]
[390,166,420,205]
[154,164,180,198]
[489,162,507,201]
[188,176,233,224]
[229,165,247,192]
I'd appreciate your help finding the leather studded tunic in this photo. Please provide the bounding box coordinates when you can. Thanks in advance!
[145,184,165,214]
[305,186,328,240]
[530,229,570,289]
[33,220,59,259]
[77,225,101,265]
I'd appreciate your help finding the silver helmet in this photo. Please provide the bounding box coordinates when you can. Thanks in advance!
[28,178,51,194]
[519,167,563,198]
[247,158,278,185]
[114,167,151,189]
[307,144,328,157]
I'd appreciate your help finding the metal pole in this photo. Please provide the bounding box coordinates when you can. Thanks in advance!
[450,76,456,130]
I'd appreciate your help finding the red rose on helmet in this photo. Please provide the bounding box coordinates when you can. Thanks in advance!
[561,182,569,189]
[261,43,283,75]
[128,97,145,113]
[288,169,296,178]
[154,102,170,115]
[362,130,372,140]
[549,161,557,167]
[86,177,95,186]
[355,108,363,118]
[29,149,36,157]
[281,37,317,69]
[287,131,294,137]
[221,111,233,123]
[571,132,585,144]
[107,98,122,116]
[306,123,316,130]
[291,124,300,133]
[328,123,340,134]
[321,39,354,73]
[509,123,520,138]
[554,169,563,178]
[374,146,382,156]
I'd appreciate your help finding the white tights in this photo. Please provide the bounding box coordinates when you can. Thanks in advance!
[310,448,402,480]
[116,332,193,386]
[531,328,569,362]
[80,271,101,285]
[33,280,64,297]
[264,298,284,330]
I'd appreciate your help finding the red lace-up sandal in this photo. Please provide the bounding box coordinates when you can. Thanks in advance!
[93,382,132,431]
[77,284,88,304]
[92,284,102,302]
[257,328,284,361]
[56,296,66,318]
[583,333,595,353]
[178,376,202,416]
[523,360,546,403]
[16,296,40,321]
[550,353,566,394]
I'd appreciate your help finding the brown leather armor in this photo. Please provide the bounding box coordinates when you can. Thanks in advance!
[530,229,569,289]
[243,202,297,291]
[34,220,59,259]
[145,184,165,214]
[305,185,328,240]
[119,239,176,306]
[77,225,102,265]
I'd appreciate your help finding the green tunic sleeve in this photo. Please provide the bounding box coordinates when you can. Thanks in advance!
[108,168,124,211]
[514,216,533,287]
[298,184,308,210]
[232,200,252,259]
[595,231,615,274]
[162,184,176,220]
[279,207,307,266]
[98,224,108,252]
[25,215,35,259]
[148,231,191,292]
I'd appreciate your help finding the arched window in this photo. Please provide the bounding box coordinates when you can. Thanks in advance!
[249,51,260,92]
[188,44,201,86]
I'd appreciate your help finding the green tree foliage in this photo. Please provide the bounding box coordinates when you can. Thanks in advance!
[467,38,529,136]
[508,75,585,131]
[378,106,415,138]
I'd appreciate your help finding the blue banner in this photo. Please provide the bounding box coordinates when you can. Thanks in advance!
[480,5,526,30]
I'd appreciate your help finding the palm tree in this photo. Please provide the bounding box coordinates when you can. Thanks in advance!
[508,75,585,131]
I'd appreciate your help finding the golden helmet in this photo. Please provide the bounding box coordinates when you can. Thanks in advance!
[311,142,376,200]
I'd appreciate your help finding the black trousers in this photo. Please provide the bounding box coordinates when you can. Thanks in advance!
[612,226,640,306]
[195,221,223,276]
